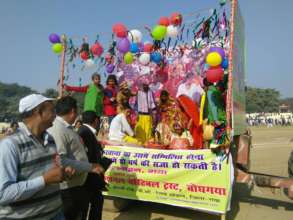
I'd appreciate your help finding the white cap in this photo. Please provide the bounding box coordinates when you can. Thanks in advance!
[19,94,54,113]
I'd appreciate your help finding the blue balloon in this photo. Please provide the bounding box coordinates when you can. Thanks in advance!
[221,58,229,69]
[130,43,139,53]
[151,52,162,64]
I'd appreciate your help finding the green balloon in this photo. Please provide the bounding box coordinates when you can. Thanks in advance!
[152,25,167,41]
[124,52,133,64]
[52,43,63,54]
[220,0,226,6]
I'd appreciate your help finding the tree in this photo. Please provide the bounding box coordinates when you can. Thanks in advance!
[245,87,280,113]
[42,88,58,98]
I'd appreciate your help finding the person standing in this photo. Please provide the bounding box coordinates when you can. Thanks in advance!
[47,96,104,220]
[78,111,111,220]
[64,73,104,116]
[0,94,74,220]
[135,83,156,144]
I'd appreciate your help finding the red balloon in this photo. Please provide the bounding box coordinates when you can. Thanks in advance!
[90,43,103,57]
[112,23,127,38]
[158,17,170,26]
[80,51,89,60]
[170,12,183,26]
[105,53,113,64]
[143,43,153,53]
[206,66,224,83]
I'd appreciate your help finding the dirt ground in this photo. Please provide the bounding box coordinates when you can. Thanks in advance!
[103,126,293,220]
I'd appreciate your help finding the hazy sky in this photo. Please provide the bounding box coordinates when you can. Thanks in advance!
[0,0,292,97]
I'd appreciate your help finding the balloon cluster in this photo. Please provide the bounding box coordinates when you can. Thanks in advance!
[111,12,183,66]
[205,47,228,83]
[49,33,63,54]
[79,41,104,69]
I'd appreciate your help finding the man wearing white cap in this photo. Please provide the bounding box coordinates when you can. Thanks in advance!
[0,94,74,220]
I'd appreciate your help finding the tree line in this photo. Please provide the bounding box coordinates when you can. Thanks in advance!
[0,81,291,121]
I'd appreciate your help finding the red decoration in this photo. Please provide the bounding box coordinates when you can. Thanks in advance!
[170,12,183,26]
[112,23,128,38]
[80,51,89,60]
[206,66,224,83]
[143,43,154,53]
[105,53,113,64]
[158,17,170,26]
[155,65,168,83]
[90,43,103,57]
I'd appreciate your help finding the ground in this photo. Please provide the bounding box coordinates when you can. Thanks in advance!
[102,126,293,220]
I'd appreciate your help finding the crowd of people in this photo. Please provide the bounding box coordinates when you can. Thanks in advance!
[246,112,293,127]
[0,70,229,219]
[0,94,111,220]
[64,72,228,150]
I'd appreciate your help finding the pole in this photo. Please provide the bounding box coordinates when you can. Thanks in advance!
[59,35,67,97]
[226,0,237,132]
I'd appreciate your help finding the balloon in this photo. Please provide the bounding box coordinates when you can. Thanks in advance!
[124,52,133,64]
[151,25,167,41]
[85,59,95,69]
[49,33,61,44]
[91,43,103,57]
[112,23,127,38]
[220,0,226,6]
[221,58,229,69]
[206,66,224,83]
[127,29,142,43]
[138,42,144,52]
[117,38,130,53]
[106,64,115,73]
[170,12,183,26]
[139,53,150,65]
[143,43,153,53]
[158,17,170,26]
[52,43,63,54]
[151,52,162,64]
[166,25,178,38]
[130,43,139,53]
[80,51,89,60]
[105,53,113,64]
[209,47,225,59]
[206,52,222,67]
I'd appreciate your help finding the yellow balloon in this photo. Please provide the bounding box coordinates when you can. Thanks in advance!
[206,52,222,67]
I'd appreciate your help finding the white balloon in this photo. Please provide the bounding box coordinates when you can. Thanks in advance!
[85,59,95,69]
[139,53,150,65]
[167,25,178,38]
[127,29,142,43]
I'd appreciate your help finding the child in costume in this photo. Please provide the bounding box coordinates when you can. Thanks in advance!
[64,73,104,116]
[103,75,118,123]
[134,83,156,144]
[169,121,194,149]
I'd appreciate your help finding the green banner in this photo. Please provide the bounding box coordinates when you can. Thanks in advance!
[103,146,232,214]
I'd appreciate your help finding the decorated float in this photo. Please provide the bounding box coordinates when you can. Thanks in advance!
[49,0,293,218]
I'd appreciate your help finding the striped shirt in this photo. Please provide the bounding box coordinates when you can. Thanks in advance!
[0,122,62,220]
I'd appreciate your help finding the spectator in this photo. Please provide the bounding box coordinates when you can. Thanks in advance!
[78,111,112,220]
[0,94,74,219]
[47,96,104,220]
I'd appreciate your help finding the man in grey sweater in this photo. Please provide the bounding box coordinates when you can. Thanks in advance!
[0,94,75,220]
[48,96,104,220]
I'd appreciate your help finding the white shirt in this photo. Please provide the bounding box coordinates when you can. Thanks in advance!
[108,113,134,142]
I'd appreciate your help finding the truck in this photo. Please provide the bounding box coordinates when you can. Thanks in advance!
[56,0,293,219]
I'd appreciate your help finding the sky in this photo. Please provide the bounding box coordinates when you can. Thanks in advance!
[0,0,292,97]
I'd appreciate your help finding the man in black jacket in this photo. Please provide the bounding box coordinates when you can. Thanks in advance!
[78,111,111,220]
